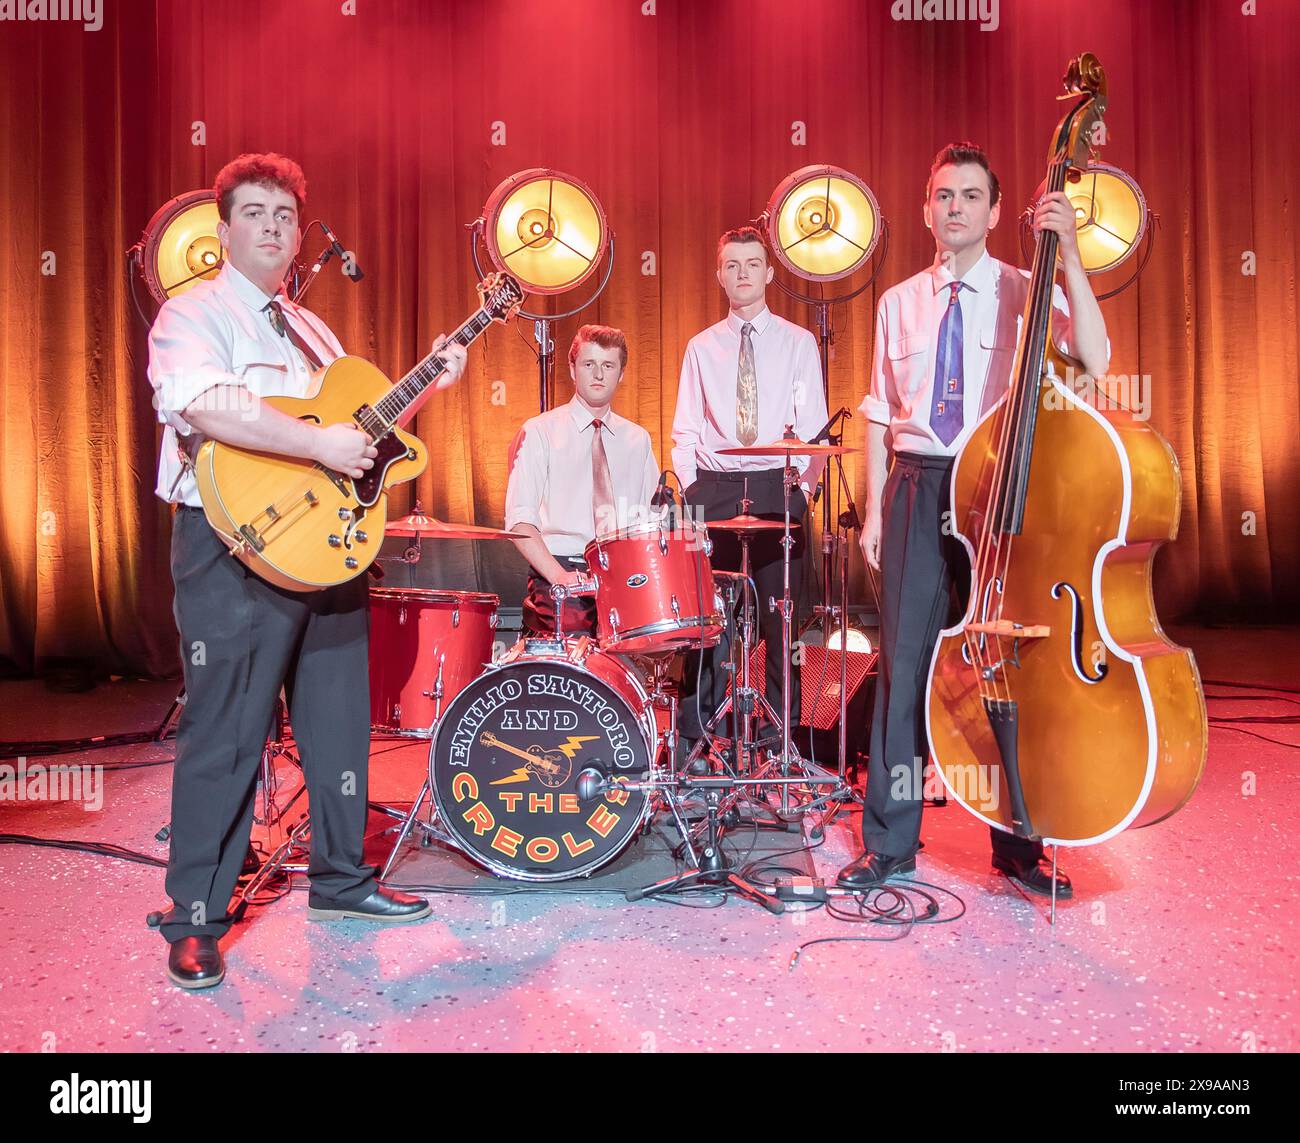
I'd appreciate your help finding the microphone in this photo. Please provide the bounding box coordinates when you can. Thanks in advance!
[319,221,364,282]
[809,406,853,445]
[650,470,676,508]
[575,766,608,803]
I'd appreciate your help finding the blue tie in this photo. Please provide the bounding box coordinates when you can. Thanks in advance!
[929,281,967,446]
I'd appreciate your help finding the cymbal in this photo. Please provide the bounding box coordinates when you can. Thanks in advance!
[386,512,518,541]
[708,514,801,533]
[717,439,860,457]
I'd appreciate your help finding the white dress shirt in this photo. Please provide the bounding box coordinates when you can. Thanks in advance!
[671,306,829,492]
[861,250,1089,457]
[504,396,661,557]
[147,263,344,506]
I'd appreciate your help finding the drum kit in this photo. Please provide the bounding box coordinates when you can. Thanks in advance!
[362,433,864,909]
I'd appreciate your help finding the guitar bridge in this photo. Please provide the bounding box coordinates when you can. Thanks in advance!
[236,525,265,554]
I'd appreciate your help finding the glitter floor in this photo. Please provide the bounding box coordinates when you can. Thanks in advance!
[0,626,1295,1053]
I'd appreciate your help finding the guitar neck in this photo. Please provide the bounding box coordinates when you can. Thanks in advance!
[371,306,496,428]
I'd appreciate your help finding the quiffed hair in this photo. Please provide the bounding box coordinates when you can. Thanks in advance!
[214,152,307,223]
[925,142,1000,206]
[716,225,770,267]
[569,324,629,372]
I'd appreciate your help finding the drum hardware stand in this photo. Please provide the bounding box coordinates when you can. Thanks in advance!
[256,696,305,828]
[377,673,448,880]
[805,426,869,840]
[625,777,784,914]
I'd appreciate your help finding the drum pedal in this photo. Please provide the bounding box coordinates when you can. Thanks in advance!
[773,876,828,903]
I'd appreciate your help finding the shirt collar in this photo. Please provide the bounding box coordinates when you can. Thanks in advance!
[726,306,773,337]
[568,395,617,434]
[220,261,286,311]
[930,248,995,295]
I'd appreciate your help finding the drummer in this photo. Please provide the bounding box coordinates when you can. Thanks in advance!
[505,324,661,637]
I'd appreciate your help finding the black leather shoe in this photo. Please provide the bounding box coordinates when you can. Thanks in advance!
[993,856,1073,898]
[836,850,916,891]
[167,936,224,990]
[307,885,432,923]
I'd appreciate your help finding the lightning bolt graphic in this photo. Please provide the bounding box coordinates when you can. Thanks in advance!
[490,767,533,786]
[554,735,599,759]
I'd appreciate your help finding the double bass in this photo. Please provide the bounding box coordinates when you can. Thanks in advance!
[926,54,1206,854]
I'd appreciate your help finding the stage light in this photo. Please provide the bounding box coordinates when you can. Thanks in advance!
[138,190,223,303]
[1063,161,1148,274]
[762,165,882,282]
[479,168,609,295]
[827,626,873,654]
[1020,161,1153,298]
[470,169,615,412]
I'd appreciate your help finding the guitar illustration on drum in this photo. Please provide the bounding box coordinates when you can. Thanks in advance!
[480,732,599,789]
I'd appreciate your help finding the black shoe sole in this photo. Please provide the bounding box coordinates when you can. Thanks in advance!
[307,902,432,923]
[995,868,1073,899]
[836,857,916,890]
[166,967,225,990]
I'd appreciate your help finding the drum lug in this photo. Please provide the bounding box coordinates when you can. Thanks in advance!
[398,606,407,625]
[597,547,609,571]
[703,531,713,557]
[452,606,460,628]
[609,607,620,633]
[490,609,499,629]
[658,530,669,556]
[671,594,681,620]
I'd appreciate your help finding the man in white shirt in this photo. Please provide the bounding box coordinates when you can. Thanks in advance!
[838,142,1110,897]
[505,324,660,636]
[671,226,829,740]
[147,153,467,989]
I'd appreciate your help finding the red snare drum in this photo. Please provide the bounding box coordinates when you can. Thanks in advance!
[583,519,722,654]
[369,588,499,736]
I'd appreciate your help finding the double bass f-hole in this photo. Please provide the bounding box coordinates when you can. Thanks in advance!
[1051,581,1108,684]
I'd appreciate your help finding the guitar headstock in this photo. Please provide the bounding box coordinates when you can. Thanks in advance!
[1051,52,1108,172]
[478,272,526,323]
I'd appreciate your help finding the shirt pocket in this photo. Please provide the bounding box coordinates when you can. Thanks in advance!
[230,333,297,397]
[978,328,1019,403]
[887,334,930,404]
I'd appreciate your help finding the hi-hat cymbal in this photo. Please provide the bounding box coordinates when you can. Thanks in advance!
[717,438,859,457]
[387,512,518,541]
[708,514,801,533]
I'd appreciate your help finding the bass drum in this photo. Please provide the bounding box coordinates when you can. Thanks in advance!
[429,640,657,881]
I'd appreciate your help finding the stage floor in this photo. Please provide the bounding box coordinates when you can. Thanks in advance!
[0,625,1295,1053]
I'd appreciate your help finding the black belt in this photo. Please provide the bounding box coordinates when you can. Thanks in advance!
[892,451,955,471]
[695,467,785,483]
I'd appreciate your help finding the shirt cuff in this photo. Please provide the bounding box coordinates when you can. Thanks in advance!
[861,394,891,426]
[504,507,542,532]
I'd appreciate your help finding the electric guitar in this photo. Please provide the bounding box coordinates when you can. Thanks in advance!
[194,273,525,590]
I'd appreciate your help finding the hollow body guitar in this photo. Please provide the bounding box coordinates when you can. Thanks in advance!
[924,54,1206,848]
[195,273,524,590]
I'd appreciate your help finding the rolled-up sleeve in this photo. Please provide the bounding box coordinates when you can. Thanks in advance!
[860,299,892,427]
[504,421,546,532]
[147,297,239,436]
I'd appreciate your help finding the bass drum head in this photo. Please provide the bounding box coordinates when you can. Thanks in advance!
[430,656,653,881]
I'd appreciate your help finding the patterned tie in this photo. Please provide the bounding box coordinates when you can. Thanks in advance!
[265,299,323,370]
[591,419,616,535]
[929,281,967,446]
[735,321,758,446]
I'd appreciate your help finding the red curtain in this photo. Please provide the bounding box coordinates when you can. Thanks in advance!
[2,0,1296,679]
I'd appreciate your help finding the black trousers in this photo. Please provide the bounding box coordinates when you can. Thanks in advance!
[521,554,597,638]
[159,507,377,942]
[863,452,1042,865]
[679,469,807,739]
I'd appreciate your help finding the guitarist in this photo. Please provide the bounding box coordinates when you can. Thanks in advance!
[146,153,467,989]
[837,143,1109,898]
